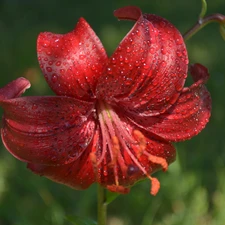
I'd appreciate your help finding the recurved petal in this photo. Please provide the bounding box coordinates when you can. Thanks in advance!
[0,77,30,100]
[96,6,188,116]
[0,96,95,165]
[128,64,211,142]
[27,144,95,190]
[27,127,100,190]
[37,18,107,101]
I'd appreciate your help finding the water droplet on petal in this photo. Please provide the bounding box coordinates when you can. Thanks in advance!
[107,67,112,74]
[32,104,38,110]
[56,61,61,66]
[51,74,58,83]
[46,67,52,72]
[43,42,49,48]
[111,57,116,64]
[79,54,85,60]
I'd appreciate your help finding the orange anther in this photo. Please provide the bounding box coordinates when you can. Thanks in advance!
[133,130,146,157]
[90,152,97,164]
[112,136,120,153]
[150,177,160,196]
[148,154,168,171]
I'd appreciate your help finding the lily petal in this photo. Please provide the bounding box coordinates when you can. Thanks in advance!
[37,18,107,101]
[0,96,95,165]
[0,77,30,100]
[27,127,100,190]
[128,64,211,142]
[97,6,187,116]
[27,143,95,190]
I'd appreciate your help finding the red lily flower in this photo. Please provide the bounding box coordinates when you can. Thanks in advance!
[0,6,211,195]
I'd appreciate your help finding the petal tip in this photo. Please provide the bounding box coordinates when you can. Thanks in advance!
[190,63,210,84]
[114,6,142,21]
[0,77,31,102]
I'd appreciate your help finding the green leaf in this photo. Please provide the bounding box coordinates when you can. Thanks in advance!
[199,0,207,19]
[219,23,225,41]
[65,215,97,225]
[106,191,120,205]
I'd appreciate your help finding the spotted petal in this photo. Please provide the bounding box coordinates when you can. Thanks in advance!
[96,6,188,116]
[128,63,211,142]
[37,18,107,101]
[1,96,95,165]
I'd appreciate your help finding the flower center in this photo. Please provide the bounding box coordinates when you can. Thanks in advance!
[91,101,168,195]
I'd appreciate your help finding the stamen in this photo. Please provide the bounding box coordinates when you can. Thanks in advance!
[147,153,168,171]
[133,129,146,157]
[149,177,160,196]
[90,152,100,182]
[112,136,120,162]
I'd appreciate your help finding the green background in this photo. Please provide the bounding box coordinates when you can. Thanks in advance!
[0,0,225,224]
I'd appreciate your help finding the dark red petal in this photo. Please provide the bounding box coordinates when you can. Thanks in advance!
[189,63,209,83]
[27,138,96,190]
[96,6,187,116]
[27,127,100,190]
[113,6,141,20]
[37,18,107,101]
[0,96,95,165]
[128,64,211,142]
[0,77,30,100]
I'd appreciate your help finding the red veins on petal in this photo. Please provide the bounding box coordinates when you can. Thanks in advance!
[96,6,188,116]
[1,96,95,165]
[37,18,107,101]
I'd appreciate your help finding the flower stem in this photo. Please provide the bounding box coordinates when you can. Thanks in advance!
[183,13,225,41]
[97,184,107,225]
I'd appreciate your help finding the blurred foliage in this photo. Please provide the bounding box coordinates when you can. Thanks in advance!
[0,0,225,225]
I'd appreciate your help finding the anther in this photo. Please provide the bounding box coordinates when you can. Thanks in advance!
[133,129,146,157]
[148,154,168,171]
[149,176,160,196]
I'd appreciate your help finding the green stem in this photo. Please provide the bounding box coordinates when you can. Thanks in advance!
[97,184,107,225]
[183,13,225,41]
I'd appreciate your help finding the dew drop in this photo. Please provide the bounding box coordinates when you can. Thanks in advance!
[46,67,52,72]
[56,61,61,66]
[176,50,182,57]
[79,54,85,60]
[126,46,131,53]
[32,104,38,110]
[51,74,58,83]
[107,67,112,74]
[60,69,65,74]
[43,42,49,48]
[150,47,155,54]
[161,47,167,55]
[124,57,129,63]
[175,38,183,45]
[161,60,167,67]
[111,57,116,64]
